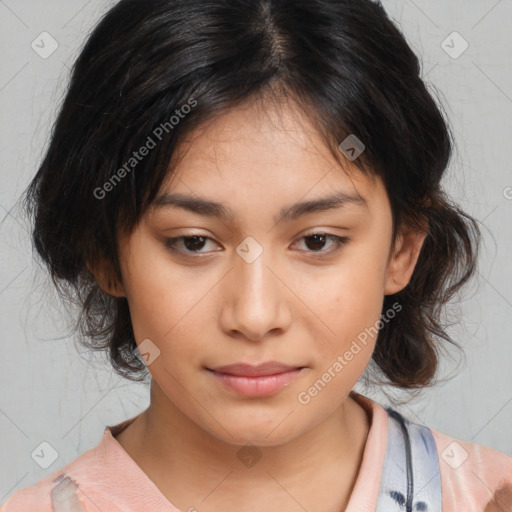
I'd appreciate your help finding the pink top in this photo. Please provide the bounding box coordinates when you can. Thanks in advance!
[2,393,511,511]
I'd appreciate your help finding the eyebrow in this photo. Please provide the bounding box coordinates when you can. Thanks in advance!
[152,190,367,225]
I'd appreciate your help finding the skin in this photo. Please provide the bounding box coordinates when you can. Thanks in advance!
[91,97,427,512]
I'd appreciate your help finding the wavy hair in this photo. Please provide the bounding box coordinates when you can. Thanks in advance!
[24,0,480,387]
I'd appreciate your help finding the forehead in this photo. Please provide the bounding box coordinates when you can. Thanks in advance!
[169,100,330,177]
[156,98,386,216]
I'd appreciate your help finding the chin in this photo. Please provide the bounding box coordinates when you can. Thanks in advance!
[209,420,301,448]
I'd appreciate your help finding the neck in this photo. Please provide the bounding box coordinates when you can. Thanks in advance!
[116,383,371,512]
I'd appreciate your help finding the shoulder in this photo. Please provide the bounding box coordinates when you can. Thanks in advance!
[0,471,91,512]
[363,394,512,511]
[429,426,512,510]
[0,431,112,512]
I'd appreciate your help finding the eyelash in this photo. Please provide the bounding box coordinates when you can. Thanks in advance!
[164,232,349,258]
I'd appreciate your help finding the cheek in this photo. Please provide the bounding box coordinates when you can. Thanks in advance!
[121,251,224,384]
[320,252,388,330]
[120,244,200,348]
[128,291,208,373]
[307,242,389,383]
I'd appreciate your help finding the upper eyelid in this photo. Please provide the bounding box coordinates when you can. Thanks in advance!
[168,231,343,243]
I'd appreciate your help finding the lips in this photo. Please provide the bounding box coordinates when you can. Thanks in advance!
[209,361,303,377]
[207,361,307,397]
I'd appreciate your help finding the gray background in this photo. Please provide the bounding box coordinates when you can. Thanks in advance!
[1,0,511,503]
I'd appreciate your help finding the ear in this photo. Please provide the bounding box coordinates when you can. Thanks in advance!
[86,257,126,298]
[384,220,428,295]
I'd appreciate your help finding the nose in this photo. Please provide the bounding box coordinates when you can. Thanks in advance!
[218,243,293,342]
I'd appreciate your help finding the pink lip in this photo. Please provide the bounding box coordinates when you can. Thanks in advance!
[210,362,301,377]
[207,362,306,397]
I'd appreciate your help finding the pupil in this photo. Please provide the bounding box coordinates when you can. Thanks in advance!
[307,234,326,251]
[184,236,205,251]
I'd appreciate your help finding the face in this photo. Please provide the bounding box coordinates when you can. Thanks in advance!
[104,98,423,446]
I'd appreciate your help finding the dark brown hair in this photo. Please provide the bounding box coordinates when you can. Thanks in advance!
[23,0,480,388]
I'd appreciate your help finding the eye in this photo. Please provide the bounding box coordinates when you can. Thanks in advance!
[164,232,349,258]
[164,235,219,255]
[294,232,349,255]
